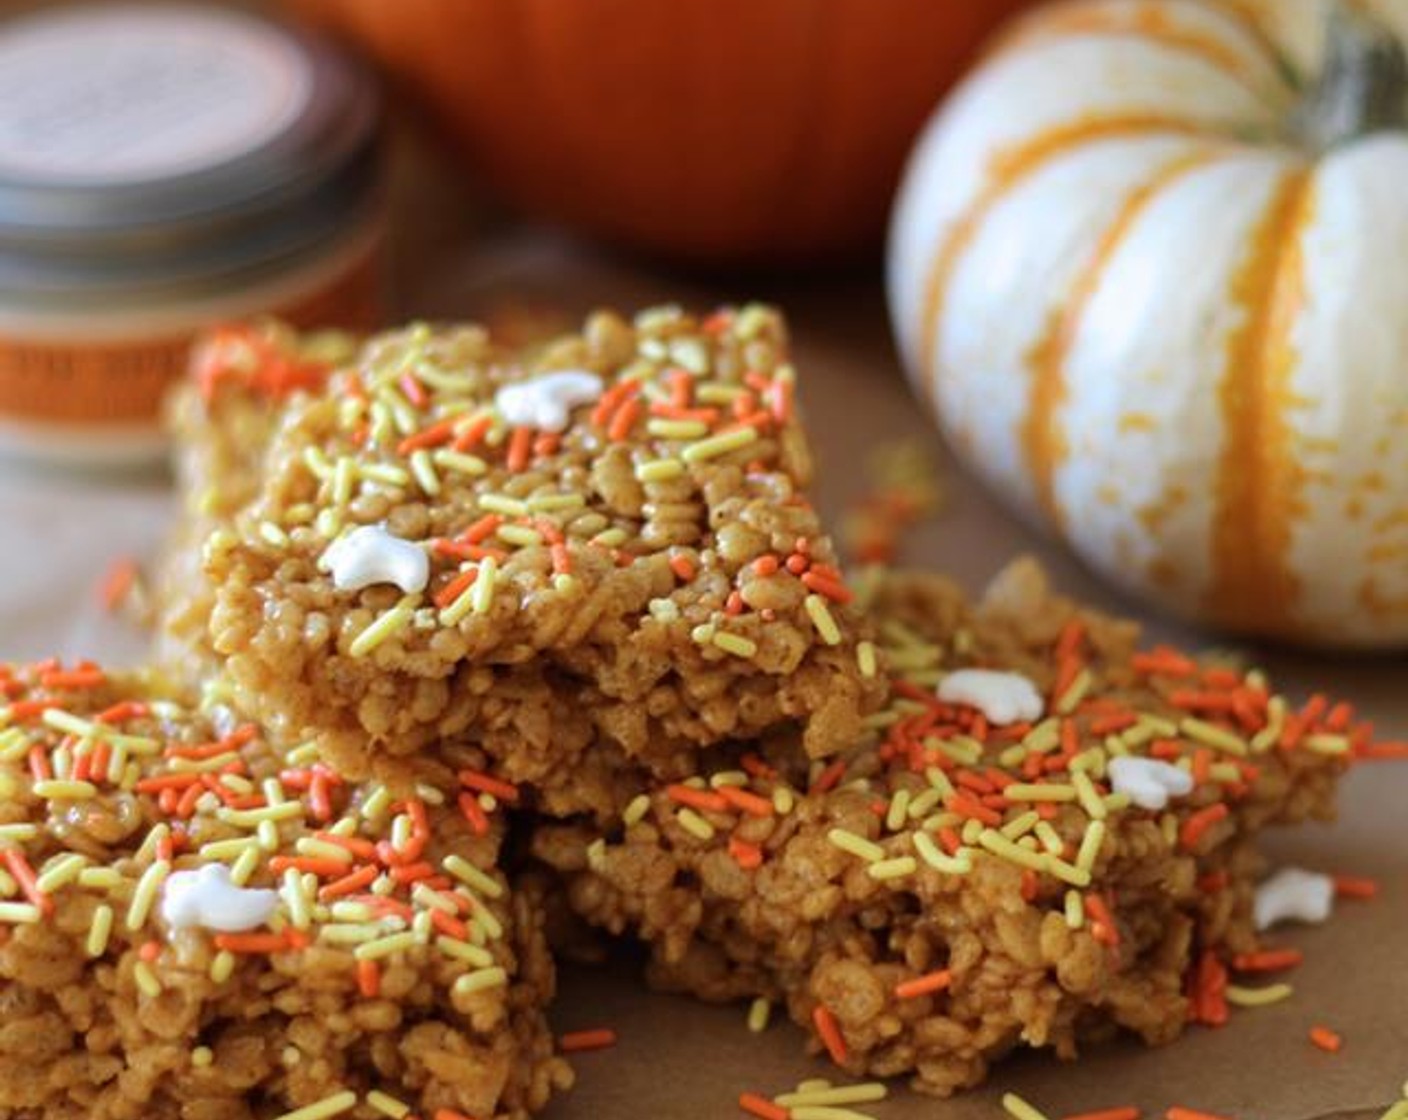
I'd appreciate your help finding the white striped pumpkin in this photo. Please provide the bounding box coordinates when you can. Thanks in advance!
[888,0,1408,647]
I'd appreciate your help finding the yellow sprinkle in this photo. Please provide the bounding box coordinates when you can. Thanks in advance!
[1043,857,1091,888]
[636,458,686,484]
[790,1108,876,1120]
[1304,733,1351,756]
[978,829,1049,873]
[1075,820,1107,873]
[332,454,357,507]
[1000,810,1040,841]
[32,779,98,801]
[354,931,419,961]
[1071,769,1107,821]
[1003,782,1076,803]
[885,789,911,832]
[804,594,843,646]
[681,425,758,463]
[432,449,488,476]
[443,854,505,899]
[409,448,441,495]
[453,966,509,996]
[907,787,944,820]
[1381,1102,1408,1120]
[709,771,750,789]
[1002,1091,1051,1120]
[361,784,392,822]
[1250,696,1285,753]
[1181,717,1249,756]
[912,830,971,875]
[867,856,917,881]
[471,556,499,616]
[209,949,236,984]
[773,786,795,815]
[349,595,418,657]
[219,802,305,827]
[437,570,480,627]
[133,961,162,998]
[191,1046,214,1069]
[359,462,410,488]
[747,996,772,1033]
[0,901,41,923]
[826,828,885,863]
[126,860,171,931]
[960,818,984,845]
[647,418,709,440]
[85,903,115,955]
[591,526,629,548]
[777,1084,888,1107]
[35,853,88,893]
[294,838,354,864]
[41,709,97,738]
[497,524,542,548]
[856,640,878,679]
[282,868,312,930]
[1064,889,1084,929]
[269,1089,359,1120]
[1032,821,1065,857]
[677,807,716,841]
[1225,982,1294,1007]
[318,923,382,945]
[1022,719,1062,753]
[1054,668,1092,715]
[478,493,529,517]
[436,936,496,968]
[586,838,607,871]
[365,1091,411,1119]
[622,794,652,827]
[258,521,289,548]
[78,867,123,890]
[471,904,504,942]
[712,631,758,658]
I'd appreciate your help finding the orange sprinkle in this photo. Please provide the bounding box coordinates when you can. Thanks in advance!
[717,786,774,817]
[800,570,854,604]
[1333,875,1378,899]
[40,668,105,690]
[559,1028,617,1053]
[1358,740,1408,760]
[396,417,457,456]
[607,398,641,441]
[740,753,777,780]
[666,784,729,814]
[727,836,764,870]
[810,759,847,794]
[751,555,780,577]
[784,553,809,576]
[1167,1108,1233,1120]
[268,856,346,878]
[590,380,636,428]
[1055,619,1085,661]
[457,792,491,836]
[452,414,493,452]
[433,566,479,610]
[550,541,572,575]
[212,931,299,954]
[460,513,503,545]
[1062,1110,1140,1120]
[138,940,161,963]
[1231,948,1302,973]
[1133,648,1198,677]
[459,769,520,804]
[356,958,380,998]
[1084,894,1120,946]
[27,745,51,782]
[811,1005,847,1065]
[95,700,147,724]
[739,1093,789,1120]
[318,865,379,901]
[429,908,469,940]
[668,555,696,582]
[9,849,60,916]
[1308,1025,1342,1053]
[100,557,139,613]
[308,772,333,822]
[725,589,744,615]
[1180,803,1230,850]
[1020,868,1039,902]
[433,1110,479,1120]
[894,968,952,1000]
[506,425,534,472]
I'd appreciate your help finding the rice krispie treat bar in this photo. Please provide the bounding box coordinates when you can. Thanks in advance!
[533,561,1359,1096]
[0,663,570,1120]
[190,307,878,789]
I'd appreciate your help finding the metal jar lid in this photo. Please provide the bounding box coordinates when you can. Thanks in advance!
[0,3,381,309]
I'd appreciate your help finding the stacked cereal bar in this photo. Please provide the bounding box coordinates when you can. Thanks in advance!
[0,663,569,1120]
[163,310,880,819]
[533,561,1355,1096]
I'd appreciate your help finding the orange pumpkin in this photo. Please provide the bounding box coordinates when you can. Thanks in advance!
[288,0,1033,266]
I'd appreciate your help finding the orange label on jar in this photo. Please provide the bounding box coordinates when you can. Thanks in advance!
[0,239,383,426]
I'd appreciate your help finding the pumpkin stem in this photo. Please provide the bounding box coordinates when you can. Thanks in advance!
[1298,2,1408,149]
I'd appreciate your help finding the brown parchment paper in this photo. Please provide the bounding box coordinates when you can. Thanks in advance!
[3,239,1402,1120]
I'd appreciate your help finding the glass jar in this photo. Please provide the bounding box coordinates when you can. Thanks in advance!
[0,3,385,466]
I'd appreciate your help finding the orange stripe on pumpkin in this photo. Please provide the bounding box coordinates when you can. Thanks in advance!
[917,114,1206,408]
[1207,167,1314,632]
[988,0,1284,98]
[1022,149,1220,522]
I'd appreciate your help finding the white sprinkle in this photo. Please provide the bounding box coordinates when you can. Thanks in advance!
[1254,867,1335,931]
[1107,756,1195,810]
[494,370,603,432]
[937,669,1044,725]
[161,863,279,933]
[320,525,429,595]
